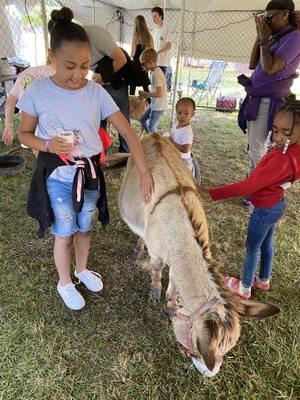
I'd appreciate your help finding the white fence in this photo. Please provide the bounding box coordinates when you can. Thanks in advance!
[0,1,299,104]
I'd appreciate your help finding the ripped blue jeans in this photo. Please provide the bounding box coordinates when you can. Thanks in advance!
[46,178,100,237]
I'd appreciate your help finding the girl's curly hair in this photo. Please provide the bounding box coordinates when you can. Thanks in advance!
[276,94,300,136]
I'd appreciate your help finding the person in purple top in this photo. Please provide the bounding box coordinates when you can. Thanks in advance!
[238,0,300,205]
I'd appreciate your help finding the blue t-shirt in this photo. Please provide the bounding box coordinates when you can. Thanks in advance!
[17,77,119,181]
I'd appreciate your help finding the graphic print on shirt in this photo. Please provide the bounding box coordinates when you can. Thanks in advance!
[42,113,88,157]
[21,73,49,90]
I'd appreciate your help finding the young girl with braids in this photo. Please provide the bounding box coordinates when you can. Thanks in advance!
[209,95,300,299]
[18,7,153,310]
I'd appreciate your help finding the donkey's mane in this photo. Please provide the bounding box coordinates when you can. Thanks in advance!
[143,133,243,313]
[149,133,211,260]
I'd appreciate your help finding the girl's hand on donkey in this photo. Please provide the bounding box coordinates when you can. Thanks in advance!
[140,170,154,204]
[48,137,75,154]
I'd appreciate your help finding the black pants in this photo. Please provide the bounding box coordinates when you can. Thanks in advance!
[101,84,130,153]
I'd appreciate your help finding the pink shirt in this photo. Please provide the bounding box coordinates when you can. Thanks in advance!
[10,65,55,100]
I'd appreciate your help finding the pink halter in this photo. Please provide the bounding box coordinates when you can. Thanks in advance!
[172,297,219,358]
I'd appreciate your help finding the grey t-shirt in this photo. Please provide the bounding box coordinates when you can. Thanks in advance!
[84,25,117,70]
[17,77,119,181]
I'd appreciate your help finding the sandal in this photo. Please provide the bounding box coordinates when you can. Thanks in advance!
[253,276,270,291]
[225,277,251,299]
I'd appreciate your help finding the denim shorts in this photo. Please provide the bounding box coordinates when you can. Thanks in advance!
[46,178,100,237]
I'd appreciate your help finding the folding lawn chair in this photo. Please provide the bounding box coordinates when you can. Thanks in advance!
[190,61,227,106]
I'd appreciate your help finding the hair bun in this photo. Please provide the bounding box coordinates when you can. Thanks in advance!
[50,7,74,24]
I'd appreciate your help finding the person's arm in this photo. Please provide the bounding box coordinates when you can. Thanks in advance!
[150,35,154,49]
[107,110,154,204]
[109,47,127,73]
[92,72,103,84]
[139,85,163,99]
[18,112,74,153]
[257,17,286,76]
[260,43,286,76]
[249,37,260,70]
[209,153,292,201]
[2,94,18,147]
[170,140,191,154]
[157,42,171,55]
[130,38,137,58]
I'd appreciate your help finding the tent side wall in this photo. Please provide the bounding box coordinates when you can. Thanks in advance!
[121,8,257,63]
[60,0,120,42]
[0,0,120,66]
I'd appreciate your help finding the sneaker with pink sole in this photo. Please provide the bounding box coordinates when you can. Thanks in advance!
[225,277,252,299]
[253,276,270,291]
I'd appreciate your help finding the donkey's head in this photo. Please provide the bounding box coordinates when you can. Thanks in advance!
[172,296,280,377]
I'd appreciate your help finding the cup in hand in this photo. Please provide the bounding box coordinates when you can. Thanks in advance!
[58,130,75,144]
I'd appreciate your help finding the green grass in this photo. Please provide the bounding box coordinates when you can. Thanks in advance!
[0,110,299,399]
[175,66,300,107]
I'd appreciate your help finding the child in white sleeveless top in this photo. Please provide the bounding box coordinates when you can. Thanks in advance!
[165,97,196,175]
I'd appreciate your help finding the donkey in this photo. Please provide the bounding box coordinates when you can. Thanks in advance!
[119,133,280,376]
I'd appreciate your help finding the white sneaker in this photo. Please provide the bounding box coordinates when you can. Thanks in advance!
[57,282,85,310]
[74,269,103,292]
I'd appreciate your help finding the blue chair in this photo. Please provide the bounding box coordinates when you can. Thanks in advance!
[191,61,227,106]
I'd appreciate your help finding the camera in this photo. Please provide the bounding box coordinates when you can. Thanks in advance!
[264,15,273,25]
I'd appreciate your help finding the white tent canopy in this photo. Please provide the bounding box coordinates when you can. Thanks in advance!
[101,0,300,12]
[71,0,300,63]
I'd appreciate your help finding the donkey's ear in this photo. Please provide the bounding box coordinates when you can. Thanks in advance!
[195,318,218,371]
[238,300,280,318]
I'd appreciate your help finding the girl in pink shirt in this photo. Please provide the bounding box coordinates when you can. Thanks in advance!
[2,63,55,147]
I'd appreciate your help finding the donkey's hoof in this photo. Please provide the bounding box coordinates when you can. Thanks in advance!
[168,310,177,318]
[167,300,180,311]
[133,249,142,260]
[150,287,161,300]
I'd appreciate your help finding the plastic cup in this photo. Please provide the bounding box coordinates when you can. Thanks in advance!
[59,131,74,144]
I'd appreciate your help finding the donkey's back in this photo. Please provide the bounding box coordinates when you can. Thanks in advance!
[119,133,210,256]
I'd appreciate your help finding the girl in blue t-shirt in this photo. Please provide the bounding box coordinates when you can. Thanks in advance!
[18,7,153,310]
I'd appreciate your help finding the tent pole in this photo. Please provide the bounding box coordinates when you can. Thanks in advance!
[171,0,185,125]
[93,0,96,25]
[187,11,197,96]
[40,0,49,59]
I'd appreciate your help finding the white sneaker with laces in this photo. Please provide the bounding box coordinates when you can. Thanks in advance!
[74,269,103,292]
[57,282,85,310]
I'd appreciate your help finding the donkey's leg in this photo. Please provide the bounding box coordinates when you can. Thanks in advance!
[150,257,165,300]
[133,237,145,260]
[166,276,179,311]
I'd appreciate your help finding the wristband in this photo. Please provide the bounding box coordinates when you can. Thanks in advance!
[45,139,51,153]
